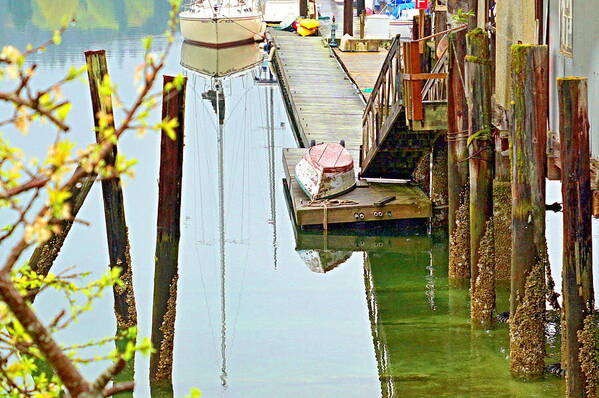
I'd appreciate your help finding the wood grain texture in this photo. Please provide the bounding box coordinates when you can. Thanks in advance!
[559,77,594,398]
[465,28,494,327]
[509,44,548,379]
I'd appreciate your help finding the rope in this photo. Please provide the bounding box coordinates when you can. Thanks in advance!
[226,17,265,38]
[302,198,359,207]
[447,129,468,143]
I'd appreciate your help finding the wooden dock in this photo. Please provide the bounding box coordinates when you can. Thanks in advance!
[332,49,388,101]
[283,149,431,227]
[271,31,364,162]
[272,30,437,228]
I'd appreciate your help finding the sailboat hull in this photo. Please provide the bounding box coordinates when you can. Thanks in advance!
[180,15,265,48]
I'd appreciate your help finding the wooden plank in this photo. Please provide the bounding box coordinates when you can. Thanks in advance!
[333,49,388,101]
[283,149,431,227]
[272,31,365,157]
[404,72,448,80]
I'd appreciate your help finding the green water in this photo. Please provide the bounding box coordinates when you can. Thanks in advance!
[364,244,563,397]
[0,1,574,397]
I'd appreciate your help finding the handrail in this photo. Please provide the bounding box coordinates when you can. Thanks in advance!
[363,34,402,118]
[421,48,448,101]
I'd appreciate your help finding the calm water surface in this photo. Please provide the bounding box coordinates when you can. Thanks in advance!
[1,1,598,397]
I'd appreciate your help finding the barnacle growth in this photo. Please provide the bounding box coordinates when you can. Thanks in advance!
[509,262,546,378]
[449,187,470,280]
[493,181,511,281]
[471,219,495,328]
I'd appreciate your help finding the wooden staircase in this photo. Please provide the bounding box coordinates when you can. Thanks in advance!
[360,36,448,180]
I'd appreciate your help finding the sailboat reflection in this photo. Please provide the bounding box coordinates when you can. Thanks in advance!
[181,41,267,390]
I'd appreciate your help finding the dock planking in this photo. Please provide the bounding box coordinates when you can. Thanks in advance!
[332,49,389,101]
[283,149,431,228]
[271,31,364,162]
[273,30,433,228]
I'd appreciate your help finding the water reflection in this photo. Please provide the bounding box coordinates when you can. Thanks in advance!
[180,41,266,393]
[0,0,171,68]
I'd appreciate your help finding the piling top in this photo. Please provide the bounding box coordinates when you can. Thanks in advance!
[557,77,587,81]
[84,49,106,56]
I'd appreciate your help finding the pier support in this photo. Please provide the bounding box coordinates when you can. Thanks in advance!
[508,44,548,379]
[431,136,448,226]
[447,29,470,281]
[85,50,138,330]
[343,0,353,36]
[465,28,494,328]
[150,75,187,390]
[558,77,596,398]
[28,170,95,297]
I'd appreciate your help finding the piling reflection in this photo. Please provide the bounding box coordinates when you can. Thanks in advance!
[361,230,562,397]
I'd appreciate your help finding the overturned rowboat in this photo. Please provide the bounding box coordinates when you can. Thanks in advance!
[295,142,356,200]
[297,249,353,273]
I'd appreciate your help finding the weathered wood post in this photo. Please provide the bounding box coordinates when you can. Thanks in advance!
[447,29,470,282]
[299,0,307,17]
[465,28,494,327]
[357,0,365,21]
[431,135,448,227]
[150,75,187,389]
[508,44,548,379]
[343,0,353,36]
[85,50,138,330]
[28,170,95,297]
[558,77,596,398]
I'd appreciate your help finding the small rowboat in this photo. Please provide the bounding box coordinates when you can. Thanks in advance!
[295,142,356,200]
[297,249,352,273]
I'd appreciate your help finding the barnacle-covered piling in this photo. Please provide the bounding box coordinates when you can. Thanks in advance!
[508,44,548,379]
[465,28,495,324]
[447,29,470,282]
[559,77,595,397]
[85,49,138,330]
[431,136,449,226]
[150,75,187,388]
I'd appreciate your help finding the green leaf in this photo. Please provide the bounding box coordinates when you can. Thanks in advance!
[52,30,62,45]
[185,388,202,398]
[56,103,72,121]
[142,37,153,51]
[173,74,185,91]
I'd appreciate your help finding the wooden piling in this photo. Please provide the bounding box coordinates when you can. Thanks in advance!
[85,50,137,330]
[299,0,307,17]
[431,135,448,227]
[468,0,478,29]
[558,77,596,398]
[359,12,365,39]
[447,29,470,281]
[28,171,95,297]
[465,28,494,327]
[150,75,187,387]
[343,0,353,36]
[357,0,365,22]
[508,44,548,379]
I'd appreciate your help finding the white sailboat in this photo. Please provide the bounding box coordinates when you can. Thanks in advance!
[180,0,266,48]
